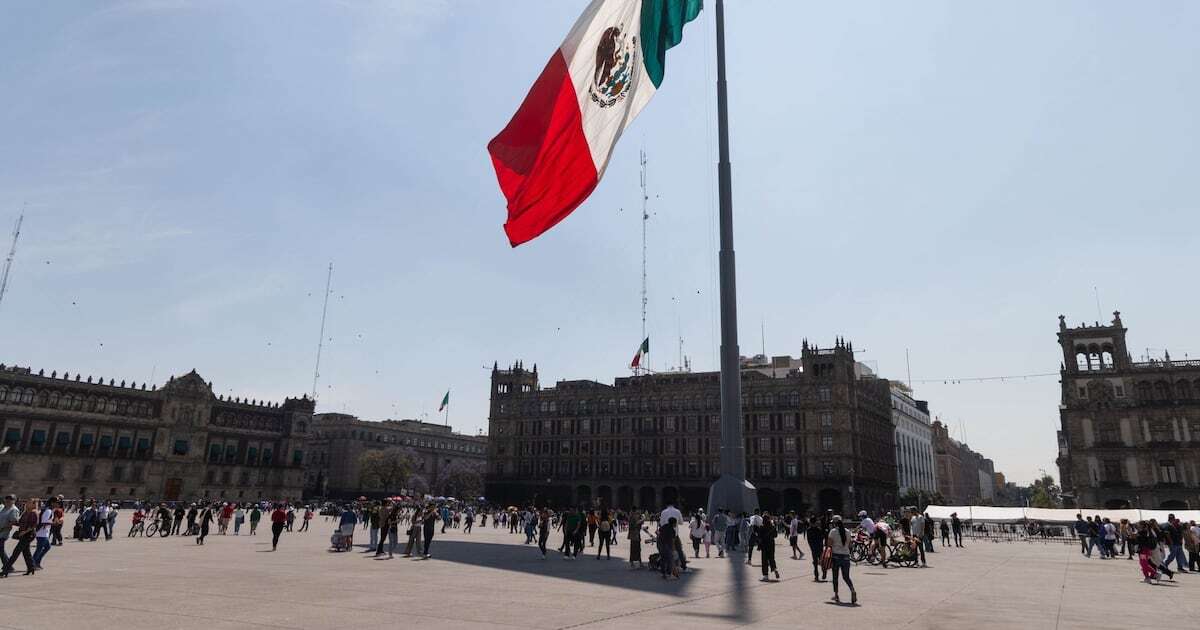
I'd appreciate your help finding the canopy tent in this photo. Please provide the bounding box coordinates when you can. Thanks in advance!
[925,505,1200,524]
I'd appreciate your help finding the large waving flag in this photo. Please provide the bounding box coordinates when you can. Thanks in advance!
[488,0,703,247]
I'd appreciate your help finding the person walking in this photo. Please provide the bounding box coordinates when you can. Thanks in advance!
[375,501,398,557]
[299,506,312,532]
[596,510,614,559]
[286,506,296,532]
[744,509,762,565]
[537,508,551,559]
[0,498,40,577]
[402,506,423,557]
[787,513,803,560]
[688,512,707,559]
[0,495,20,559]
[757,512,780,582]
[659,516,679,580]
[711,509,728,558]
[825,515,857,605]
[196,504,214,545]
[172,504,185,535]
[233,505,245,535]
[31,497,56,570]
[270,504,287,551]
[806,516,828,582]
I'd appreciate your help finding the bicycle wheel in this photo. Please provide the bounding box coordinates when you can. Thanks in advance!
[159,522,171,537]
[849,542,865,563]
[145,522,158,537]
[865,545,880,565]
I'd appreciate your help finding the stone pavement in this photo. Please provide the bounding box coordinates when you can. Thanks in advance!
[1,514,1196,629]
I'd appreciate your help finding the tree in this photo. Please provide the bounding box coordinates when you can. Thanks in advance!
[407,474,430,496]
[434,461,485,500]
[898,488,946,510]
[357,447,418,492]
[1027,474,1061,509]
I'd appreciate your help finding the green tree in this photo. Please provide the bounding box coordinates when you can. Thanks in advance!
[434,461,485,500]
[898,488,946,510]
[1027,475,1061,508]
[357,447,418,492]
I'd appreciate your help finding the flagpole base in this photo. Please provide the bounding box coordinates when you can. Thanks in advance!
[707,473,758,517]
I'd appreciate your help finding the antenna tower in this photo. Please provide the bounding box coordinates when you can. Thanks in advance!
[0,213,23,314]
[311,262,333,403]
[639,149,649,374]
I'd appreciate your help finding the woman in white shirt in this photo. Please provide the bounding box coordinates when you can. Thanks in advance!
[825,515,857,605]
[688,513,709,558]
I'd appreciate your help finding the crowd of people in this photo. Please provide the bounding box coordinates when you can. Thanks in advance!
[1072,512,1200,583]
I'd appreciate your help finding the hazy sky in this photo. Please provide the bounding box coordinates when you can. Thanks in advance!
[3,1,1198,485]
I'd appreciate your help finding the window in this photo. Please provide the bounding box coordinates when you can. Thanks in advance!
[1115,385,1125,398]
[173,439,189,455]
[1159,460,1179,484]
[757,437,771,453]
[3,428,20,446]
[759,461,772,477]
[98,435,113,455]
[818,387,831,402]
[820,412,833,428]
[262,448,273,465]
[1097,422,1120,444]
[136,437,150,456]
[1077,387,1087,399]
[208,444,222,463]
[757,416,769,430]
[55,432,71,447]
[79,433,94,451]
[30,430,47,447]
[783,414,796,430]
[246,446,258,463]
[224,445,237,463]
[821,461,835,477]
[785,462,799,478]
[292,450,304,465]
[821,436,833,451]
[1102,459,1123,482]
[784,437,796,452]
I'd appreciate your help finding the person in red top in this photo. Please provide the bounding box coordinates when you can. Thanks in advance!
[219,503,235,535]
[270,504,288,551]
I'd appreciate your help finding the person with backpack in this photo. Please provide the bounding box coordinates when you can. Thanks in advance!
[688,512,708,559]
[595,509,614,559]
[824,515,857,604]
[805,516,828,582]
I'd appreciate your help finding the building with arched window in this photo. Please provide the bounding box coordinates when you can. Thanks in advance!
[1056,312,1200,509]
[0,365,310,502]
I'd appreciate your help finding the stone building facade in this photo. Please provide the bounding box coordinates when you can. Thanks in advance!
[306,414,487,499]
[931,420,995,505]
[0,365,311,502]
[1056,311,1200,509]
[485,339,899,515]
[890,385,937,495]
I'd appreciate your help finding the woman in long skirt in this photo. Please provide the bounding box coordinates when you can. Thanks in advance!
[628,510,643,568]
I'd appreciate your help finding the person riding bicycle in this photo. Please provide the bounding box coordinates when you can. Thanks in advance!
[128,508,146,536]
[859,510,889,567]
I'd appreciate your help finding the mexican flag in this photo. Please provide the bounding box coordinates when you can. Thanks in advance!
[488,0,703,246]
[630,337,650,368]
[438,391,449,412]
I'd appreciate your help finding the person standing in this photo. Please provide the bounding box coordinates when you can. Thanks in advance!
[402,506,423,558]
[659,517,679,580]
[595,509,614,559]
[96,501,111,540]
[950,512,963,548]
[0,495,20,559]
[367,502,381,551]
[172,504,185,535]
[688,512,707,559]
[375,501,396,557]
[587,510,599,547]
[0,498,39,577]
[196,504,214,545]
[464,509,474,534]
[233,505,245,535]
[270,504,287,551]
[299,506,312,532]
[910,509,927,567]
[50,499,65,546]
[628,509,644,568]
[940,519,950,547]
[787,513,802,560]
[422,504,437,558]
[757,512,779,582]
[825,515,856,605]
[537,507,551,559]
[711,509,728,558]
[744,510,762,565]
[1163,515,1188,573]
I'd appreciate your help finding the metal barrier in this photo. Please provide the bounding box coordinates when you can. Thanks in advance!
[959,521,1076,545]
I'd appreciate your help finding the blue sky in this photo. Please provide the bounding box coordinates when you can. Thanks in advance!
[3,1,1198,485]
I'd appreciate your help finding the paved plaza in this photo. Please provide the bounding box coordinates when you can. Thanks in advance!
[1,514,1196,629]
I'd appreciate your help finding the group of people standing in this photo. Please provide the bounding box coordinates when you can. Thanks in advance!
[0,494,61,577]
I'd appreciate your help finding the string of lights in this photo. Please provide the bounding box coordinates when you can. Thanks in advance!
[910,372,1060,385]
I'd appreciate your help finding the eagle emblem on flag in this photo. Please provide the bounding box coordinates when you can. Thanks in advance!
[589,25,638,108]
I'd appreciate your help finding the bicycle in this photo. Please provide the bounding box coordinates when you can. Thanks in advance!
[887,536,920,568]
[144,518,171,538]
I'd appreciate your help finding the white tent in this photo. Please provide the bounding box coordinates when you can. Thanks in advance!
[925,505,1200,524]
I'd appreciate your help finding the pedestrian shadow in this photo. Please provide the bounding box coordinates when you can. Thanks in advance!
[417,539,701,597]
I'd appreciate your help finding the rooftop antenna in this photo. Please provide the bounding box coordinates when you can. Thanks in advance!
[905,348,912,390]
[0,211,24,314]
[639,149,649,375]
[1093,286,1102,321]
[311,262,333,403]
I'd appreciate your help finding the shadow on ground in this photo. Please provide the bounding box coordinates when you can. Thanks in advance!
[347,538,707,598]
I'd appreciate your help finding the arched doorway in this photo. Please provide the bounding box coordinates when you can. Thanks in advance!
[757,488,780,512]
[782,488,803,513]
[1159,499,1188,509]
[638,486,657,510]
[818,488,843,514]
[680,486,707,513]
[576,485,592,507]
[1104,498,1131,510]
[662,486,679,507]
[596,485,613,509]
[617,486,635,510]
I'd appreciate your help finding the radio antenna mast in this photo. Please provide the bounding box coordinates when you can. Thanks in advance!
[0,213,23,314]
[311,262,333,403]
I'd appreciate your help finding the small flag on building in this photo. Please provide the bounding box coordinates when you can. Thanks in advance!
[630,337,650,369]
[438,391,450,412]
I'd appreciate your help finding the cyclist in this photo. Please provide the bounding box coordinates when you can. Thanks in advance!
[859,510,887,567]
[128,508,146,537]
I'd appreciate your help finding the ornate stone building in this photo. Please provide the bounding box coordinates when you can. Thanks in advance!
[1056,312,1200,509]
[931,420,994,505]
[485,339,899,514]
[0,365,311,502]
[306,414,487,499]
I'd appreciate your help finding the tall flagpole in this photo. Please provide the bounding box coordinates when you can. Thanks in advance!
[708,0,757,517]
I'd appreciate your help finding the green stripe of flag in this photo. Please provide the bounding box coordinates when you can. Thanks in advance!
[640,0,704,89]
